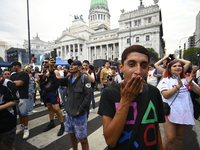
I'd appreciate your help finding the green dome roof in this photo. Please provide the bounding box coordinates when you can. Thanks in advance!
[90,0,108,9]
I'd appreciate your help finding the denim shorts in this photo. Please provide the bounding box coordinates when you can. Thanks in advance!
[65,113,87,140]
[0,127,16,146]
[43,92,59,105]
[16,99,29,116]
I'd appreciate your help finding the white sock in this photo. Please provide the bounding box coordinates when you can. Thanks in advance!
[24,126,28,130]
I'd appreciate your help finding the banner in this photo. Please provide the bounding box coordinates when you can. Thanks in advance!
[18,53,22,63]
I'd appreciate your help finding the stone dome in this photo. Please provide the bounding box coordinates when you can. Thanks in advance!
[90,0,108,9]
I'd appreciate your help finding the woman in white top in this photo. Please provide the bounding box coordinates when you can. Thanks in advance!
[160,60,200,150]
[147,64,157,86]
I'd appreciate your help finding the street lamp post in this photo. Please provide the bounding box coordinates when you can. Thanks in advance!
[27,0,31,64]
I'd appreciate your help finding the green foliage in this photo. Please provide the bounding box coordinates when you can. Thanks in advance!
[0,56,3,61]
[114,58,118,62]
[183,47,200,64]
[147,48,159,62]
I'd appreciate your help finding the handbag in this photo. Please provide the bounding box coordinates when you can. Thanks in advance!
[189,90,200,120]
[163,89,179,115]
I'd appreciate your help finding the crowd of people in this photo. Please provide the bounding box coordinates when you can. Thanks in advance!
[0,44,200,150]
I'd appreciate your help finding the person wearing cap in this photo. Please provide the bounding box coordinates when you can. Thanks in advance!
[10,62,30,139]
[49,58,91,150]
[0,70,20,150]
[37,57,64,136]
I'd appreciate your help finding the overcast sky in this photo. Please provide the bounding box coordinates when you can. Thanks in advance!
[0,0,199,54]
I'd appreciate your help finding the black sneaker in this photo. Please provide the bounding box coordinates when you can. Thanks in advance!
[43,123,55,132]
[57,125,64,136]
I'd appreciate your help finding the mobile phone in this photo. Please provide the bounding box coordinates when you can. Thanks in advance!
[169,54,174,60]
[82,67,84,70]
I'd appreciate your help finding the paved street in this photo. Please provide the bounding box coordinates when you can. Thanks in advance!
[2,90,200,150]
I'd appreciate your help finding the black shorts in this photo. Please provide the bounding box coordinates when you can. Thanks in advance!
[0,127,16,147]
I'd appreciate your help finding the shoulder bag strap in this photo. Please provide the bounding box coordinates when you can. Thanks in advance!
[127,83,149,149]
[169,89,179,107]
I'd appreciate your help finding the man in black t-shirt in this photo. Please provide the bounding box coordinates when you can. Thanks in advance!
[0,70,19,150]
[10,62,30,140]
[98,45,165,150]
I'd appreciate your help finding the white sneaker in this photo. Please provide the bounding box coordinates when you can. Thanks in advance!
[41,102,44,106]
[16,126,24,135]
[31,110,37,113]
[23,129,29,139]
[89,108,96,113]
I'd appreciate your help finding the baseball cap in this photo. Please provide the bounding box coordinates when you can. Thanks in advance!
[68,59,82,66]
[111,66,116,70]
[11,62,21,67]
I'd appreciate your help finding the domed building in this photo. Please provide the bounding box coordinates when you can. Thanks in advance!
[22,0,165,66]
[89,0,110,31]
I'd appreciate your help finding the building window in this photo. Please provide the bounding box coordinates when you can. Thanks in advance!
[98,14,100,20]
[71,49,73,52]
[59,51,61,56]
[104,15,105,20]
[95,14,97,20]
[148,18,151,23]
[75,49,78,52]
[134,21,137,26]
[36,45,40,49]
[146,35,150,41]
[76,56,78,60]
[101,14,103,20]
[127,38,130,43]
[138,20,141,25]
[91,16,92,21]
[136,37,139,42]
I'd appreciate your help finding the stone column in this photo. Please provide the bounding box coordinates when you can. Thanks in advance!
[113,43,115,60]
[100,45,102,59]
[78,44,80,60]
[68,45,71,59]
[106,44,109,60]
[94,46,97,60]
[73,44,76,59]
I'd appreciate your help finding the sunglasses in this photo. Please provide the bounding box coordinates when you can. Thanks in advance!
[4,73,10,75]
[44,62,48,64]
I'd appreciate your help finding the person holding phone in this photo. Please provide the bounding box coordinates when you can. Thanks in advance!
[37,57,65,136]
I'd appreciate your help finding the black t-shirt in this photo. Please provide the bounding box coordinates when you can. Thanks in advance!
[98,84,165,150]
[10,71,29,99]
[0,79,20,133]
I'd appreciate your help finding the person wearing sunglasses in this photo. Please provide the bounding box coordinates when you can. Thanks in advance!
[3,71,11,79]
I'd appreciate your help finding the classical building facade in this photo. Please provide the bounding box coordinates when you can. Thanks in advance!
[195,11,200,48]
[22,0,165,65]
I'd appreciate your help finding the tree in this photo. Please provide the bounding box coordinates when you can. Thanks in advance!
[0,56,3,61]
[183,47,200,65]
[114,58,118,62]
[147,48,159,62]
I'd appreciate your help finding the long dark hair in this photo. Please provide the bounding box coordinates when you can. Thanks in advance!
[163,60,185,78]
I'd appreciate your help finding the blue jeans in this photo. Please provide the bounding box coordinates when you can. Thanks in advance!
[100,84,106,95]
[28,93,34,112]
[91,87,95,109]
[59,86,67,104]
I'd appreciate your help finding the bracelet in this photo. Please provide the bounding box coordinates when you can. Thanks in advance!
[176,84,181,89]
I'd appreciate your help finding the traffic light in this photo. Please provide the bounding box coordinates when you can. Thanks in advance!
[31,54,34,61]
[33,58,37,63]
[197,52,200,57]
